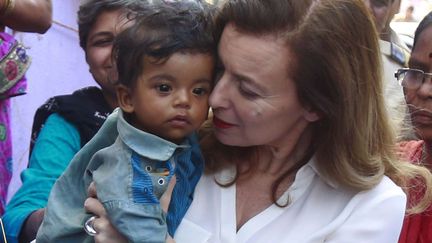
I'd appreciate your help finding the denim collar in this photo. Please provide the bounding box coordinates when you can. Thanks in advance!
[117,109,189,161]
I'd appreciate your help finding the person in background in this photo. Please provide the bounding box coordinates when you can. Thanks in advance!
[1,1,140,242]
[396,11,432,243]
[395,5,416,22]
[0,0,52,216]
[36,1,214,242]
[79,0,432,242]
[363,0,410,120]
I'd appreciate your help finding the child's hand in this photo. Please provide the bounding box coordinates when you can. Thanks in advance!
[161,175,177,213]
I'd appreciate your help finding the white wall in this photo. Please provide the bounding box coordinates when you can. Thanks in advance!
[399,0,432,20]
[7,0,94,200]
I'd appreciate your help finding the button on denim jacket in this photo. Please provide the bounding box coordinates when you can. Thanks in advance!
[36,109,204,243]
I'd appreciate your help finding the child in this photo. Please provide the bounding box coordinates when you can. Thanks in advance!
[36,1,216,242]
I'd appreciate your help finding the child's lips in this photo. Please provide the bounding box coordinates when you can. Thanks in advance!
[168,115,190,127]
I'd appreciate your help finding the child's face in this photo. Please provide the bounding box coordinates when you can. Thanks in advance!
[119,52,214,144]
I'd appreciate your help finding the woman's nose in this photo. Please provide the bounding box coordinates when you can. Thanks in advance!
[209,74,229,109]
[416,78,432,99]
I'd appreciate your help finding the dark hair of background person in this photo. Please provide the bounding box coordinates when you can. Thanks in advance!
[413,11,432,50]
[78,0,150,51]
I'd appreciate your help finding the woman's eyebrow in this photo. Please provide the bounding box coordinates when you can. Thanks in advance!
[409,58,428,70]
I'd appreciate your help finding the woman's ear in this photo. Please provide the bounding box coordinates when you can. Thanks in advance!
[116,85,134,113]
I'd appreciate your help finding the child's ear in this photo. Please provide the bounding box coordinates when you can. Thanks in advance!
[116,85,134,113]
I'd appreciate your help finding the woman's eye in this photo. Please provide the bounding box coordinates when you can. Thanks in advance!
[92,38,113,47]
[371,0,389,7]
[238,84,259,99]
[239,88,259,99]
[156,84,171,93]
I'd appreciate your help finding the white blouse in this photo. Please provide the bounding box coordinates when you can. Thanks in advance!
[174,158,406,243]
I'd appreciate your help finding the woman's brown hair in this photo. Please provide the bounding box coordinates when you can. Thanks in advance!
[201,0,432,213]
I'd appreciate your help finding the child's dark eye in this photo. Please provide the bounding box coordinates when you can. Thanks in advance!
[192,88,208,96]
[156,84,172,93]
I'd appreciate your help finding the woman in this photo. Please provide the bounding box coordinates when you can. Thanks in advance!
[1,1,139,242]
[396,12,432,243]
[0,0,52,215]
[84,0,432,242]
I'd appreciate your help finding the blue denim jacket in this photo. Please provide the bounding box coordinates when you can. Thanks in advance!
[36,109,204,243]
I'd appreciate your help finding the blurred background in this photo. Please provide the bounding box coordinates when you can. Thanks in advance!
[392,0,432,49]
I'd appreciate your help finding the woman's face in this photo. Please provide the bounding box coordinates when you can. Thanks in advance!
[85,9,131,101]
[362,0,396,34]
[209,24,319,148]
[405,25,432,140]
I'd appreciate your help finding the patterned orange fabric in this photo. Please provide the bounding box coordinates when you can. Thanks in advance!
[397,140,432,243]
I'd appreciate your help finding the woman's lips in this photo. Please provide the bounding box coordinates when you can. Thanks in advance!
[411,109,432,125]
[412,114,432,125]
[213,116,235,129]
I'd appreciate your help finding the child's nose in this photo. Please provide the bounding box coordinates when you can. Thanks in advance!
[174,90,191,108]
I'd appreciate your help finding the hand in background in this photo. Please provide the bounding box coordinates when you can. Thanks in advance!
[0,0,52,33]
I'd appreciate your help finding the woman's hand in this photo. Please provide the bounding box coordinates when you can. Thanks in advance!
[161,175,176,212]
[84,182,128,243]
[162,176,177,243]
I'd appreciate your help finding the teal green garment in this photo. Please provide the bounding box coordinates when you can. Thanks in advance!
[2,113,81,243]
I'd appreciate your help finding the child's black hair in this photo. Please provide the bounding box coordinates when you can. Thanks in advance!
[113,0,216,87]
